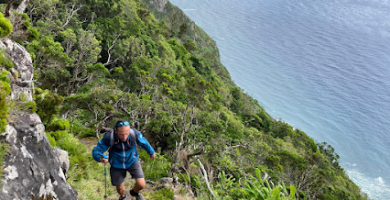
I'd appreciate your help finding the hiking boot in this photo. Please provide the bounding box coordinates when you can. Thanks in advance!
[130,189,145,200]
[119,195,127,200]
[135,193,145,200]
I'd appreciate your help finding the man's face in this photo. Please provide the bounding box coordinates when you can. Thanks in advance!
[116,125,130,142]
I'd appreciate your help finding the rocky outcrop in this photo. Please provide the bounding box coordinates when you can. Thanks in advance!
[0,38,33,102]
[54,147,70,176]
[0,38,78,200]
[149,0,169,12]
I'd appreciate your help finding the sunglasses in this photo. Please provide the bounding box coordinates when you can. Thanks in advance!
[116,121,130,128]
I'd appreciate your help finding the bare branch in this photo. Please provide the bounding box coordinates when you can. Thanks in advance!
[62,3,83,28]
[16,0,29,14]
[225,143,249,151]
[95,112,112,139]
[101,127,113,132]
[104,34,121,66]
[187,145,204,158]
[243,118,255,126]
[180,167,195,197]
[6,0,16,17]
[170,110,180,136]
[198,159,216,199]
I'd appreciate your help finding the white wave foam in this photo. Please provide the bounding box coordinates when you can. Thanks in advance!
[376,177,385,185]
[347,168,390,200]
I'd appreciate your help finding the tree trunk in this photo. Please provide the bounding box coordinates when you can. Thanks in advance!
[95,113,112,139]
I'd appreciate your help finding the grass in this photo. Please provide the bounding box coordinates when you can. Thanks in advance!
[68,167,136,200]
[0,141,9,188]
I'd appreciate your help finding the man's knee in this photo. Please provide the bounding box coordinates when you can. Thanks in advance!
[116,182,125,190]
[136,178,145,189]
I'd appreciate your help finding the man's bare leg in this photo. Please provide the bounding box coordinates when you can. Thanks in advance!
[133,178,145,193]
[116,182,126,198]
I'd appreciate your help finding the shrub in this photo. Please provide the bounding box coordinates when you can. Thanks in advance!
[79,128,96,138]
[139,151,171,181]
[46,133,56,147]
[0,12,12,38]
[245,168,297,200]
[46,118,70,132]
[0,70,11,132]
[33,88,63,124]
[24,101,37,113]
[148,188,174,200]
[0,50,14,69]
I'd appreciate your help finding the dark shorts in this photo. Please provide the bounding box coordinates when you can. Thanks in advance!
[110,161,145,186]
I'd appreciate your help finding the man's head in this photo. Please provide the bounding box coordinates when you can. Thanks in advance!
[114,120,130,142]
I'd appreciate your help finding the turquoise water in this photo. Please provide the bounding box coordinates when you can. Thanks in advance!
[170,0,390,199]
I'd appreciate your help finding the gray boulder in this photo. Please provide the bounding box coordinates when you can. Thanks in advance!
[54,147,70,177]
[0,38,78,200]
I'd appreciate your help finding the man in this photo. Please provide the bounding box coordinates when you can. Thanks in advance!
[92,120,156,200]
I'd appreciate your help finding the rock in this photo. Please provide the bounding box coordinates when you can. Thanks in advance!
[159,177,173,184]
[0,122,78,200]
[0,38,78,199]
[54,147,70,176]
[149,0,169,12]
[0,38,33,102]
[173,175,179,184]
[146,180,155,186]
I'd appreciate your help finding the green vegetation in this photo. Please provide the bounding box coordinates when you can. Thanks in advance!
[0,12,12,37]
[0,69,11,133]
[0,12,12,187]
[0,141,9,187]
[0,12,12,133]
[245,168,296,200]
[147,188,174,200]
[0,0,367,199]
[139,151,171,181]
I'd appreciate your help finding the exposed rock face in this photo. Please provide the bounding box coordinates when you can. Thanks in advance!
[54,147,70,176]
[0,38,78,200]
[149,0,169,12]
[0,38,33,102]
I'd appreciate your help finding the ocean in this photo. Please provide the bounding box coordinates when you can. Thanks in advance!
[169,0,390,199]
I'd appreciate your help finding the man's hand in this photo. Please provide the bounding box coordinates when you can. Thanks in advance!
[150,153,156,160]
[100,156,109,163]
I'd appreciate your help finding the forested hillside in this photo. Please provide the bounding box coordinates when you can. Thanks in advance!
[0,0,368,199]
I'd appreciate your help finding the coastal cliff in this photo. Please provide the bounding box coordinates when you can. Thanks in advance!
[0,0,368,199]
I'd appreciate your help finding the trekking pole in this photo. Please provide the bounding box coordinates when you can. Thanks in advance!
[100,154,108,199]
[104,162,107,199]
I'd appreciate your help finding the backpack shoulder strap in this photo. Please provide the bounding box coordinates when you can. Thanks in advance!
[130,128,138,146]
[109,131,114,149]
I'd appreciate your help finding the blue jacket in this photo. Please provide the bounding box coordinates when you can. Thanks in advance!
[92,129,155,169]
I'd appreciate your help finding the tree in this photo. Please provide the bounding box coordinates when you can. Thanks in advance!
[64,85,122,138]
[179,23,187,38]
[66,29,101,94]
[27,35,73,91]
[183,39,196,52]
[33,88,64,124]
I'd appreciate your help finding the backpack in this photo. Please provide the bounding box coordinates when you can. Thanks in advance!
[108,128,138,150]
